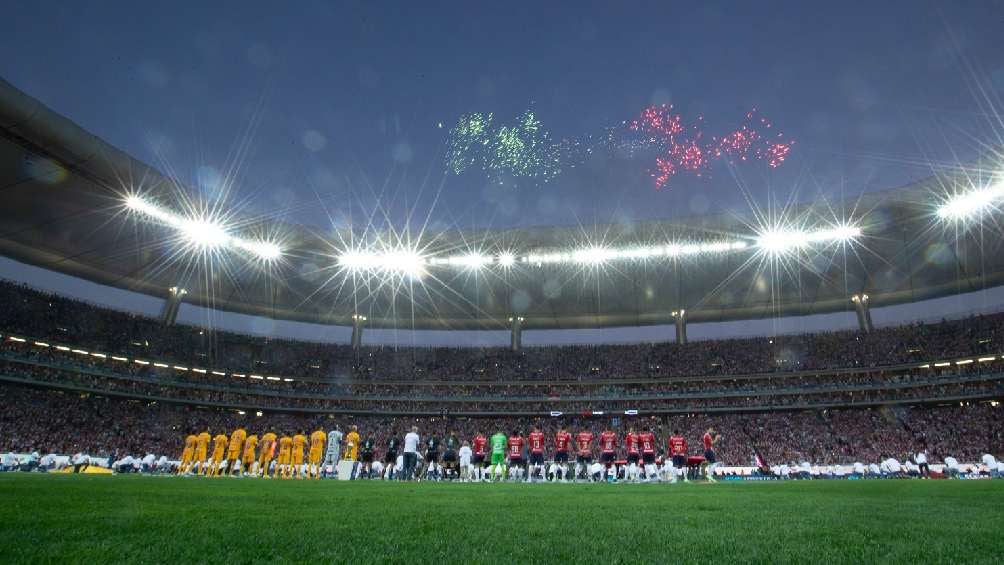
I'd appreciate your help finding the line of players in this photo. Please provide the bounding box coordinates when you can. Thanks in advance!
[177,426,362,479]
[362,425,722,483]
[176,424,721,482]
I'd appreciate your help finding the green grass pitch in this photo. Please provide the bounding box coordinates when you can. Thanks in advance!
[2,475,1003,563]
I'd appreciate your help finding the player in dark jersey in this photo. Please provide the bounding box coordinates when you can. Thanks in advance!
[668,430,688,483]
[359,437,375,479]
[624,427,641,482]
[442,432,460,481]
[384,434,400,480]
[424,436,440,481]
[527,426,546,482]
[472,432,488,482]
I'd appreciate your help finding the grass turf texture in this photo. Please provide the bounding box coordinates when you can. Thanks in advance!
[2,475,1003,563]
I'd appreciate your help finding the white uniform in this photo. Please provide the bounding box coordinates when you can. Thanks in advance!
[589,462,604,480]
[884,458,902,473]
[404,432,420,454]
[323,430,344,466]
[944,456,959,476]
[981,454,997,470]
[458,446,472,467]
[868,463,880,475]
[852,462,865,475]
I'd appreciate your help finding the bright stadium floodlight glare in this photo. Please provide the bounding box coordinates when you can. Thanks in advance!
[497,251,516,268]
[430,252,492,270]
[755,224,861,255]
[573,246,615,266]
[937,182,1004,221]
[338,248,426,278]
[232,238,283,261]
[523,239,749,266]
[178,217,230,250]
[124,195,283,260]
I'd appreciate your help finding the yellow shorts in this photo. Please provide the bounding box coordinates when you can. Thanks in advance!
[211,449,225,462]
[291,452,304,466]
[278,453,290,465]
[180,448,193,465]
[195,449,208,462]
[308,448,322,465]
[227,449,241,461]
[242,452,255,466]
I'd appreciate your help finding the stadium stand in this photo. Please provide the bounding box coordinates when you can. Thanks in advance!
[0,280,1002,468]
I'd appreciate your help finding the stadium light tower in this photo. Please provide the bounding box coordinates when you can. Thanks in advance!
[672,309,688,345]
[161,286,187,326]
[850,294,873,333]
[508,315,524,352]
[351,314,367,353]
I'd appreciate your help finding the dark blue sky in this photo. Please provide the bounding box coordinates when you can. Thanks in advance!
[3,1,1002,232]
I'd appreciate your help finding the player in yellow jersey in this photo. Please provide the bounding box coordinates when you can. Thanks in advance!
[276,435,293,479]
[194,430,211,475]
[258,431,277,478]
[308,428,327,479]
[224,427,246,476]
[241,434,258,476]
[344,426,360,462]
[291,431,307,479]
[207,433,228,476]
[178,434,197,475]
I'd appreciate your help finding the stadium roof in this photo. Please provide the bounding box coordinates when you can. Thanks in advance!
[1,77,1003,330]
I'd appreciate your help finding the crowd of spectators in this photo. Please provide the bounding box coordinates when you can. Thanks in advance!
[2,279,1003,466]
[2,280,1004,384]
[3,337,1001,405]
[1,352,1000,415]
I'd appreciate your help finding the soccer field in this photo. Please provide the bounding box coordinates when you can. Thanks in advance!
[2,475,1002,563]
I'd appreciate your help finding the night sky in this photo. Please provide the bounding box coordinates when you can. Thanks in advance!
[1,1,1003,344]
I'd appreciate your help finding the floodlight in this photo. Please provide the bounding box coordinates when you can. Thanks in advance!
[937,183,1004,221]
[497,252,516,267]
[178,218,230,249]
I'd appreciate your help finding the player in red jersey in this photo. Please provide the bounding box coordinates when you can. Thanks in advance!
[624,427,641,482]
[527,426,546,482]
[472,432,488,482]
[668,429,688,483]
[702,428,721,482]
[638,427,659,482]
[575,429,594,481]
[554,426,573,481]
[599,428,617,467]
[599,428,618,483]
[507,430,526,481]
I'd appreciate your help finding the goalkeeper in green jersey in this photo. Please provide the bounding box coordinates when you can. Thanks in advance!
[489,430,508,482]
